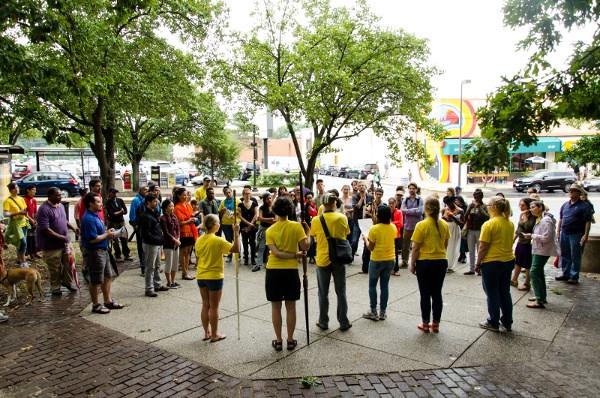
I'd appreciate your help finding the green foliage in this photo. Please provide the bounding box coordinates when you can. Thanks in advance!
[194,131,241,181]
[460,138,510,174]
[144,143,174,162]
[257,172,297,187]
[471,1,600,165]
[557,134,600,165]
[213,0,440,186]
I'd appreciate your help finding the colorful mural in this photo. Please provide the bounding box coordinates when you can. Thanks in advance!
[419,99,478,183]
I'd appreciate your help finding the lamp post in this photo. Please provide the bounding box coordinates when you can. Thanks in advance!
[252,125,258,192]
[457,79,471,186]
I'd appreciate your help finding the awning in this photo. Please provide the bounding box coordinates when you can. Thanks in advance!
[442,137,562,155]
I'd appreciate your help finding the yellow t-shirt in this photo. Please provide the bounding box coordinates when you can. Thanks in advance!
[3,195,28,228]
[194,186,207,202]
[310,212,350,266]
[479,216,515,263]
[411,218,450,260]
[218,198,240,225]
[195,233,232,280]
[266,220,306,269]
[368,223,397,261]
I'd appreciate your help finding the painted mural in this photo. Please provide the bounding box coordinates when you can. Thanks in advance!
[419,99,479,183]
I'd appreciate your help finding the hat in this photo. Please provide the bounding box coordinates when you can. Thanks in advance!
[455,186,462,192]
[569,184,585,195]
[322,192,338,205]
[108,188,119,193]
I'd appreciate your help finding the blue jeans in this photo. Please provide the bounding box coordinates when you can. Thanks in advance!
[560,232,583,281]
[368,260,394,313]
[18,226,28,254]
[350,219,361,256]
[316,263,350,328]
[481,260,514,328]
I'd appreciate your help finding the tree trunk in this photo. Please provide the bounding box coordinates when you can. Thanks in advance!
[304,155,318,191]
[90,98,115,197]
[131,156,142,191]
[210,155,214,180]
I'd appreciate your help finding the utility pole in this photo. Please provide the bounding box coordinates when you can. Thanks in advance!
[252,125,258,192]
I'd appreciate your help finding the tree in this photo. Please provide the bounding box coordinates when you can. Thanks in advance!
[194,131,241,181]
[471,0,600,163]
[460,138,511,186]
[1,0,222,194]
[214,0,442,187]
[557,134,600,166]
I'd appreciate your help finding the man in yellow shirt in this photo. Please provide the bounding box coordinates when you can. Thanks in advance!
[310,193,352,331]
[194,177,211,202]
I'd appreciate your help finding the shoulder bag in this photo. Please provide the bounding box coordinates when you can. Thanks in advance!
[319,214,353,264]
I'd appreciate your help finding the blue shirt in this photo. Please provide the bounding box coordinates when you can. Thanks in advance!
[81,210,108,250]
[560,199,592,235]
[129,193,144,224]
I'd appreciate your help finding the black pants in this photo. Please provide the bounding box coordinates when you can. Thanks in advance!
[393,238,402,272]
[135,227,144,272]
[113,236,130,259]
[241,228,257,263]
[361,246,371,273]
[458,237,468,261]
[415,259,448,323]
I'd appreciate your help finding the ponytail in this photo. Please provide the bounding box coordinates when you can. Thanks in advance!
[490,196,511,219]
[424,196,442,237]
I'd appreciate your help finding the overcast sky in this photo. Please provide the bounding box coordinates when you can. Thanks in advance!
[224,0,589,100]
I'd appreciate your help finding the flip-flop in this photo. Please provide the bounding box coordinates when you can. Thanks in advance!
[210,335,226,343]
[526,302,545,309]
[202,336,211,341]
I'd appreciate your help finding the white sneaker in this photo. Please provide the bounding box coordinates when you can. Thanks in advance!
[19,262,29,268]
[0,313,8,323]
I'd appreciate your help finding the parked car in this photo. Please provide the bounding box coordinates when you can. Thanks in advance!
[346,168,361,180]
[333,166,351,178]
[513,170,577,193]
[171,169,189,185]
[240,162,261,181]
[16,171,81,197]
[583,177,600,192]
[325,165,338,176]
[11,164,33,181]
[360,163,380,179]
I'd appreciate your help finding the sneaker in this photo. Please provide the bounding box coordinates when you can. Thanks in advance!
[0,313,8,323]
[62,283,78,292]
[124,256,133,261]
[19,262,30,268]
[500,325,512,333]
[315,322,328,330]
[362,311,379,321]
[51,288,62,296]
[378,312,387,321]
[145,291,158,297]
[339,323,352,331]
[169,283,179,289]
[463,271,475,275]
[114,256,122,262]
[156,286,170,292]
[479,320,500,332]
[251,265,261,272]
[446,269,455,273]
[555,275,568,281]
[244,258,249,266]
[171,282,181,288]
[567,279,579,285]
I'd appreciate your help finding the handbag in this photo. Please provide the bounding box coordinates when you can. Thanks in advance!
[319,215,353,264]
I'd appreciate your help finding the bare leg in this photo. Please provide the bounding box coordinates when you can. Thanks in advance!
[89,284,100,305]
[209,289,224,340]
[101,278,112,303]
[199,287,210,339]
[284,301,296,342]
[523,269,530,286]
[511,265,521,284]
[169,271,177,285]
[271,301,283,342]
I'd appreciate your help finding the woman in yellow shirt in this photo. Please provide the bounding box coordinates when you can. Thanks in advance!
[195,214,240,342]
[361,205,397,321]
[265,197,310,352]
[409,197,450,333]
[475,196,515,332]
[3,182,30,267]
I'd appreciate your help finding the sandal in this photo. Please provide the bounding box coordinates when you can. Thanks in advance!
[429,322,439,333]
[104,300,124,310]
[417,323,430,333]
[272,339,283,352]
[510,280,518,287]
[182,275,195,280]
[518,284,530,291]
[286,339,298,351]
[392,271,401,276]
[210,335,226,343]
[92,304,110,314]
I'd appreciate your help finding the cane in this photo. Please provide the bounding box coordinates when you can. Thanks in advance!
[233,190,241,340]
[299,172,310,345]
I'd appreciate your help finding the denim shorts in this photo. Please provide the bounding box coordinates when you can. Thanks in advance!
[197,279,224,291]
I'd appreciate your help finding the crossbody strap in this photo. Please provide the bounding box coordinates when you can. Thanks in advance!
[319,214,332,239]
[9,196,25,211]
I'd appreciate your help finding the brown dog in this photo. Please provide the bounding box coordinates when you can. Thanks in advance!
[1,267,44,306]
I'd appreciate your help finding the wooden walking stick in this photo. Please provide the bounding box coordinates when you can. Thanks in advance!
[233,189,241,340]
[298,172,310,345]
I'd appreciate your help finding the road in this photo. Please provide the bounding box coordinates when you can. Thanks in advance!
[316,175,600,235]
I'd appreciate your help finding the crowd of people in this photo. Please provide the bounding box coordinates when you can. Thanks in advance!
[0,176,595,342]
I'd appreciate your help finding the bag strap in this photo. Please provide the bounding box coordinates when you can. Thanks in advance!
[319,214,332,239]
[9,196,25,211]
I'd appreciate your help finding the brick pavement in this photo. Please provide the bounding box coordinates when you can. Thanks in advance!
[1,262,599,397]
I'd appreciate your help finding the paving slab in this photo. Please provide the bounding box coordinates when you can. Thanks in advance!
[250,335,433,379]
[329,312,484,367]
[152,313,322,378]
[511,302,567,341]
[452,330,551,367]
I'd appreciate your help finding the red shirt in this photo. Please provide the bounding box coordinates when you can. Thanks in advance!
[24,196,38,219]
[391,208,404,238]
[77,195,104,223]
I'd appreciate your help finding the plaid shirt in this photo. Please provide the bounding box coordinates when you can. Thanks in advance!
[160,213,180,249]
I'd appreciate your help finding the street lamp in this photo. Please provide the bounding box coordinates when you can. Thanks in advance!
[457,79,471,186]
[252,125,258,192]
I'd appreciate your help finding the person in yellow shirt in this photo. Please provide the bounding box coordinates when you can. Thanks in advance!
[194,177,211,202]
[3,183,30,267]
[361,205,397,321]
[310,192,352,331]
[195,214,240,342]
[265,197,310,352]
[476,196,515,332]
[409,197,450,333]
